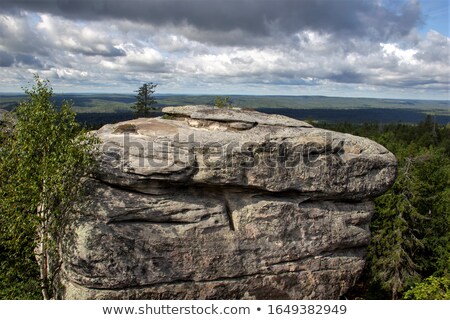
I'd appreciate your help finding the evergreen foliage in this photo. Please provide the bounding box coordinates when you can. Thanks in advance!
[321,118,449,299]
[131,83,157,117]
[214,96,233,109]
[404,276,450,300]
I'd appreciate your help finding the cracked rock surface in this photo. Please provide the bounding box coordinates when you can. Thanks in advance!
[59,106,397,299]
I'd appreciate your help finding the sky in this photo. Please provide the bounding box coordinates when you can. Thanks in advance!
[0,0,449,100]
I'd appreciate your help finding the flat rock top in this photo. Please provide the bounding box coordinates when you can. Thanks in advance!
[162,105,313,128]
[95,106,397,199]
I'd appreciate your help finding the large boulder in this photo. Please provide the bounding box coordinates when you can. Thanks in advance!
[59,106,396,299]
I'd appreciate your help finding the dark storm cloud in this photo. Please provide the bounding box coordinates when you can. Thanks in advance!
[0,51,42,68]
[15,54,44,67]
[0,50,14,67]
[329,71,365,84]
[71,45,126,57]
[1,0,422,41]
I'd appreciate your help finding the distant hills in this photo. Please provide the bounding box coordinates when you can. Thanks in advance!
[1,94,448,125]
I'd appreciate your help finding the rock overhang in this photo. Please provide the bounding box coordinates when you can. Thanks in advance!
[95,105,397,200]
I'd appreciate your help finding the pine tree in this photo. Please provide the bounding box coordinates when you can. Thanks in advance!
[326,118,450,300]
[132,83,157,117]
[367,158,424,299]
[214,96,233,109]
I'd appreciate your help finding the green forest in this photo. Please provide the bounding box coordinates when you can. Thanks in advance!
[321,119,450,299]
[0,84,448,300]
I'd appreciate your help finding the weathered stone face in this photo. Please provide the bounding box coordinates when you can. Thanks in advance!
[59,106,397,299]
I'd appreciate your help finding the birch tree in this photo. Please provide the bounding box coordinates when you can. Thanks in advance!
[0,75,97,299]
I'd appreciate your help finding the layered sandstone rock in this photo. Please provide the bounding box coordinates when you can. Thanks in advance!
[59,106,396,299]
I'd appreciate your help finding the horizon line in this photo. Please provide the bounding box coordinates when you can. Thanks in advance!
[0,92,448,102]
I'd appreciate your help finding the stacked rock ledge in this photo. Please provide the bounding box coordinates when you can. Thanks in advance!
[58,106,397,299]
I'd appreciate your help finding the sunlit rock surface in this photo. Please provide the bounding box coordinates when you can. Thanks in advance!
[59,106,396,299]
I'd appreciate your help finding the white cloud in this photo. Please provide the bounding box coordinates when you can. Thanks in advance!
[381,43,418,64]
[36,14,125,57]
[0,2,448,99]
[122,47,165,69]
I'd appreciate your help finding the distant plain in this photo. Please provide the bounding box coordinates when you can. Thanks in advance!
[1,94,448,125]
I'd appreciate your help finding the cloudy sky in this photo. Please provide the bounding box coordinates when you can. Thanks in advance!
[0,0,449,99]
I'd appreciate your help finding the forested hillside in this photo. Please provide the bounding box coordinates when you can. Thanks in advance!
[2,94,449,125]
[320,117,449,299]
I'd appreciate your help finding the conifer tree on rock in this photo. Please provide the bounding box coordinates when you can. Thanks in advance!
[132,83,157,117]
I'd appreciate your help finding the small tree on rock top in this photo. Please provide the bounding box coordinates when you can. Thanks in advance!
[132,83,157,117]
[214,96,233,109]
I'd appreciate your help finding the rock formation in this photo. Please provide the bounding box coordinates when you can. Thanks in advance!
[59,106,397,299]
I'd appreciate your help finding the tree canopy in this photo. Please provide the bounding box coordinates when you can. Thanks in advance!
[321,119,449,299]
[0,75,98,299]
